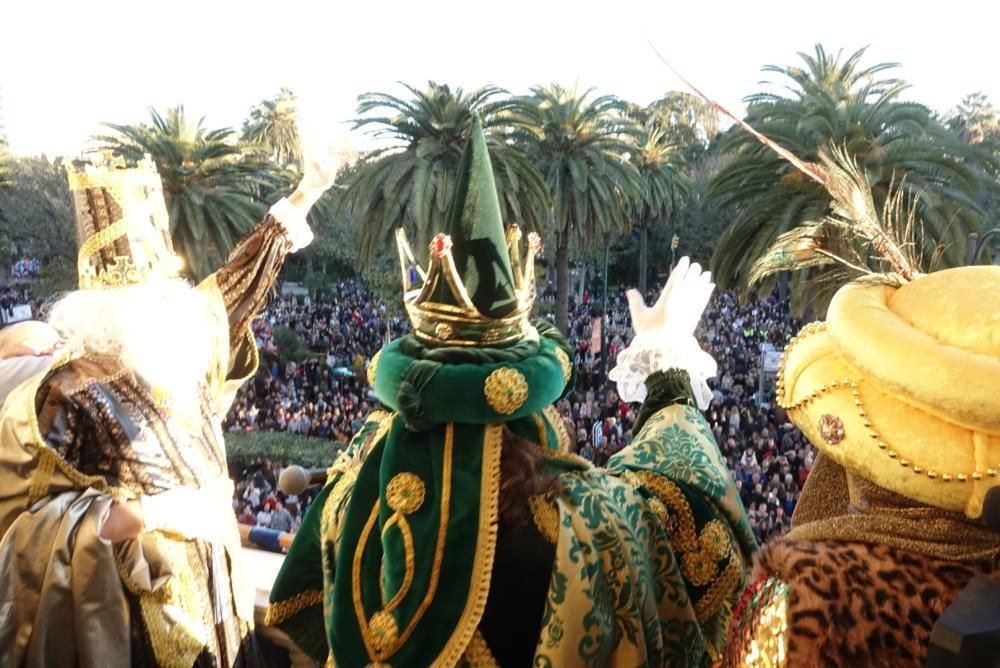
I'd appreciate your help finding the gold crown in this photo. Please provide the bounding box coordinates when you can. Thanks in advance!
[396,226,542,346]
[67,156,183,290]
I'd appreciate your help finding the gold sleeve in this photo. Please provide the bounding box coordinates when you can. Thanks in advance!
[207,214,292,355]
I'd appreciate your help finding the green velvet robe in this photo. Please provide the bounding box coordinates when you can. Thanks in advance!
[269,370,757,667]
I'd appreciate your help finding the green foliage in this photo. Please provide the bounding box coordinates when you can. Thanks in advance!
[343,82,550,265]
[95,106,283,281]
[224,430,344,469]
[0,100,11,188]
[0,157,75,265]
[303,270,334,298]
[0,140,11,188]
[706,45,996,313]
[641,92,721,160]
[242,88,302,167]
[271,325,312,363]
[946,92,1000,153]
[32,255,77,299]
[513,84,640,332]
[630,123,689,293]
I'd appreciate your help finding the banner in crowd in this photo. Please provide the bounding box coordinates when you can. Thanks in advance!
[590,316,602,354]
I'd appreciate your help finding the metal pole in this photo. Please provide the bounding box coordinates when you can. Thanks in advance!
[602,237,610,383]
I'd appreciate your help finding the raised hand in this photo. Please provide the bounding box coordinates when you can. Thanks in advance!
[625,256,715,341]
[610,256,718,409]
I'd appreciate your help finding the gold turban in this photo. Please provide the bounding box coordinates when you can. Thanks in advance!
[778,266,1000,522]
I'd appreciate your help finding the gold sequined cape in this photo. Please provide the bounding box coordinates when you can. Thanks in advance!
[0,215,291,667]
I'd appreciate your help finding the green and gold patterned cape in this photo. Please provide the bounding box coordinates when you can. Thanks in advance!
[269,355,756,667]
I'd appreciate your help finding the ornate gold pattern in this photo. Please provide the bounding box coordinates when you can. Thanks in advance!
[542,405,574,453]
[385,473,426,514]
[778,321,996,482]
[137,536,213,668]
[622,471,697,551]
[818,414,845,445]
[265,589,324,626]
[528,494,560,544]
[483,367,529,415]
[694,550,742,623]
[462,629,500,667]
[395,225,540,347]
[369,611,399,652]
[352,423,457,663]
[622,471,739,622]
[68,159,182,290]
[435,323,455,341]
[554,347,572,383]
[434,423,503,666]
[367,350,381,387]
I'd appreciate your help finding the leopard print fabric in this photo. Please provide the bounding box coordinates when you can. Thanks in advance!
[747,539,997,667]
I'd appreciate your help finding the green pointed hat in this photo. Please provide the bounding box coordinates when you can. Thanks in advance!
[396,116,541,347]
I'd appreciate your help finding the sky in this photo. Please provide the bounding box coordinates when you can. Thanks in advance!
[2,0,999,157]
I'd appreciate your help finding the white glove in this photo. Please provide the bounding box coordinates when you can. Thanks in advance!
[140,476,236,542]
[609,257,718,410]
[268,133,347,251]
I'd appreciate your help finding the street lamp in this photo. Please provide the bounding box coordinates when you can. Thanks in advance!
[966,228,1000,265]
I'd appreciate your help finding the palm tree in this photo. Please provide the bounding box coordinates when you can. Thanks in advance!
[632,123,688,295]
[0,139,10,188]
[707,45,996,310]
[343,82,549,266]
[514,85,640,333]
[243,88,302,167]
[97,105,278,280]
[0,122,11,188]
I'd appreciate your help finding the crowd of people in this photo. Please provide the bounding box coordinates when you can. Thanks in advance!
[228,277,812,543]
[9,258,40,280]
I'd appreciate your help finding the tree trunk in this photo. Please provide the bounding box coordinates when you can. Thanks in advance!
[638,224,649,297]
[556,231,570,335]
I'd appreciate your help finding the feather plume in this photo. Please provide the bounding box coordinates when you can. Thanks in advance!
[641,42,925,287]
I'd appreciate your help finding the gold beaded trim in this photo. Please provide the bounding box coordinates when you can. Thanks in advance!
[462,629,500,667]
[778,321,995,483]
[553,347,572,383]
[528,494,560,544]
[367,350,382,387]
[265,589,324,626]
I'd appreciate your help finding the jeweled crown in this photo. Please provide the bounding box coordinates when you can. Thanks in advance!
[396,226,541,346]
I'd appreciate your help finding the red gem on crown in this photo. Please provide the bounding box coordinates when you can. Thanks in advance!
[430,233,453,258]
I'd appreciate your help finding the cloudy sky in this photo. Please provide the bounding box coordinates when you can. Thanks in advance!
[3,0,997,156]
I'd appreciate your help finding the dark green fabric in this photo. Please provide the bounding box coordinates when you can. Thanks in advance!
[328,418,492,667]
[374,330,569,431]
[268,482,333,663]
[429,116,517,319]
[632,368,696,435]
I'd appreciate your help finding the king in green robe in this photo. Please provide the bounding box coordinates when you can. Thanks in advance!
[268,119,756,667]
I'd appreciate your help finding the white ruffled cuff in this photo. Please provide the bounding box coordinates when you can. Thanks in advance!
[608,333,718,410]
[140,477,235,541]
[268,197,314,252]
